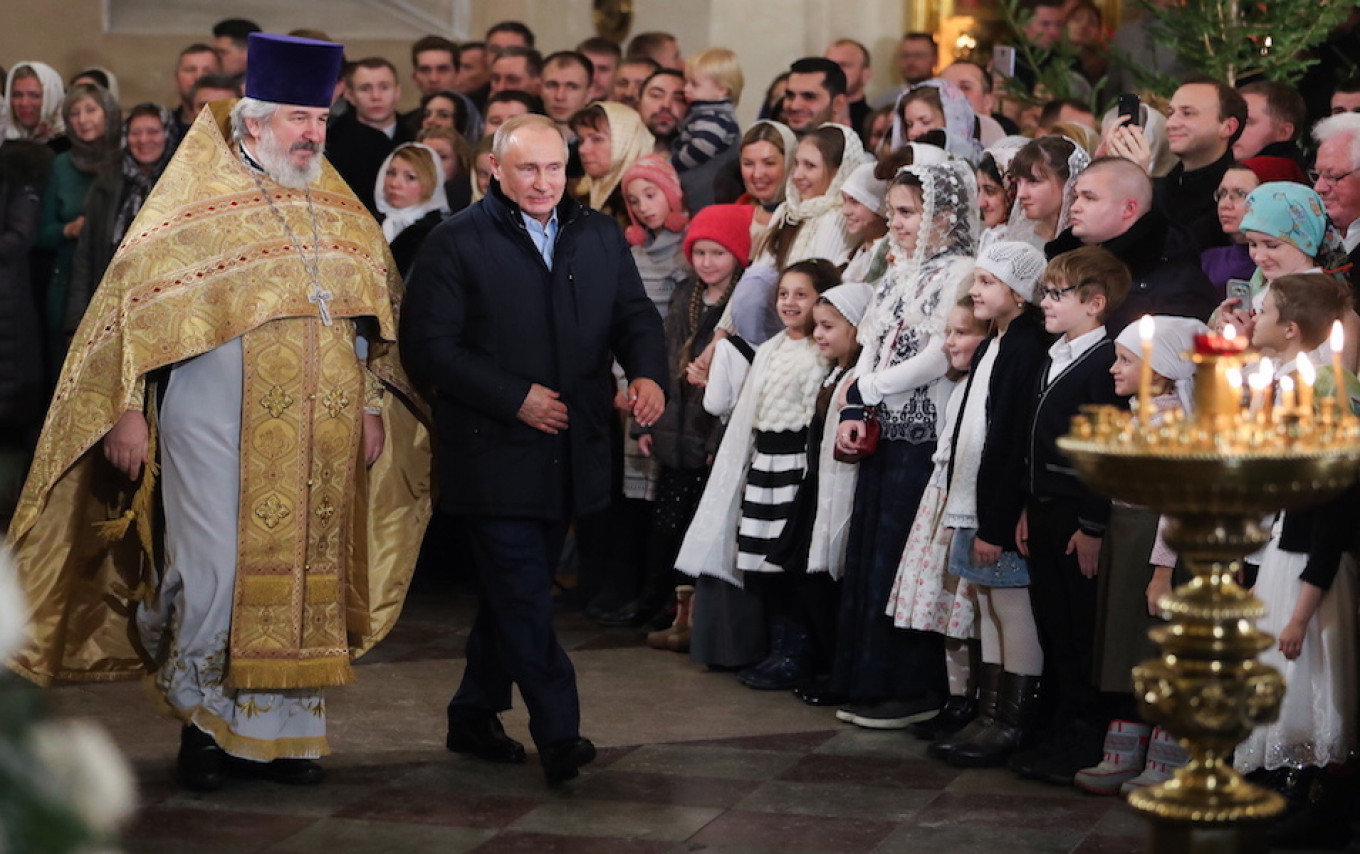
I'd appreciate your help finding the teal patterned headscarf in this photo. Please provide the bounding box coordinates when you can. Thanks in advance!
[1238,181,1329,257]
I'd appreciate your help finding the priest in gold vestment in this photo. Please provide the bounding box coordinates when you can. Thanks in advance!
[4,34,430,790]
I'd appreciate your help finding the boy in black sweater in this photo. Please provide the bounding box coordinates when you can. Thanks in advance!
[1011,246,1130,784]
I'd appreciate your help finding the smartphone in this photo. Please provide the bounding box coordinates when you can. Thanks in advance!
[1117,93,1141,127]
[992,46,1016,78]
[1226,278,1253,308]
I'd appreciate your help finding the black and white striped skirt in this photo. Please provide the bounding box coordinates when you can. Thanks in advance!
[736,429,808,573]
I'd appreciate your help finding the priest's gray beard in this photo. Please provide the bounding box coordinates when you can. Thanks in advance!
[255,122,323,189]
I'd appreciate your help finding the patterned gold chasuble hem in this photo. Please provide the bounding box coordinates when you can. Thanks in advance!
[230,319,362,690]
[5,100,431,690]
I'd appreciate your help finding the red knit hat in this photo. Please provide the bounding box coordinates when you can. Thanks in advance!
[683,203,755,268]
[1241,155,1308,186]
[620,154,689,245]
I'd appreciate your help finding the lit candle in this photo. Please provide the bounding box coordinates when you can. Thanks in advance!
[1226,367,1244,417]
[1258,357,1274,422]
[1331,320,1347,417]
[1139,315,1155,421]
[1279,375,1295,419]
[1297,355,1315,418]
[1224,323,1238,345]
[1248,369,1268,415]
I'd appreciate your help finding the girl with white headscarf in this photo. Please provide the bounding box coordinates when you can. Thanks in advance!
[373,142,449,277]
[890,79,984,165]
[1004,135,1090,251]
[976,136,1029,253]
[831,160,980,725]
[4,62,66,145]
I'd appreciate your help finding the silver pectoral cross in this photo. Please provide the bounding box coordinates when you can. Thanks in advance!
[307,284,334,326]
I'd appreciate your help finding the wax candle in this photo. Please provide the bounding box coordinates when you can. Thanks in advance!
[1139,315,1155,421]
[1248,370,1268,416]
[1279,375,1295,419]
[1332,320,1347,416]
[1298,355,1315,418]
[1259,357,1274,422]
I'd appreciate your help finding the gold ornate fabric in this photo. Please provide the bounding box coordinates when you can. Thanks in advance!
[6,100,431,689]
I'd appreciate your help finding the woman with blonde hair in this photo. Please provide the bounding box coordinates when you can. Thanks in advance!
[373,142,448,277]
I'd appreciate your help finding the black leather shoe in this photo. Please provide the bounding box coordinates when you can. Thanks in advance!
[540,737,596,786]
[447,710,527,764]
[225,755,325,785]
[176,725,225,792]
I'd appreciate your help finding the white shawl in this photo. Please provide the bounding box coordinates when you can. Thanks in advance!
[805,368,860,579]
[675,332,787,588]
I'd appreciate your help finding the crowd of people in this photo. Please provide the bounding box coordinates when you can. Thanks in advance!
[4,6,1360,847]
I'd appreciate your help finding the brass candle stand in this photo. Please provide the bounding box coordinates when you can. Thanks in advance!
[1057,341,1360,849]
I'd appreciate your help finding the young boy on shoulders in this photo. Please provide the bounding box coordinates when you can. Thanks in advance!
[1011,245,1130,785]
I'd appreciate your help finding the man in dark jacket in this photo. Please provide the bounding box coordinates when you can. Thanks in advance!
[1047,156,1218,332]
[1154,77,1246,251]
[401,114,666,786]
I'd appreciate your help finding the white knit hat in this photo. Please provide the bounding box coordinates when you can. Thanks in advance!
[974,240,1047,303]
[821,282,874,326]
[840,162,888,215]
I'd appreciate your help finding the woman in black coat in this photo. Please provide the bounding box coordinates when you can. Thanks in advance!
[375,142,448,278]
[0,139,51,515]
[66,104,177,334]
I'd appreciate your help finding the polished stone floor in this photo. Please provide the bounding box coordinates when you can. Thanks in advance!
[46,585,1168,854]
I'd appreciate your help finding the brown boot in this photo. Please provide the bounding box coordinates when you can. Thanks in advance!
[647,585,694,650]
[666,585,694,652]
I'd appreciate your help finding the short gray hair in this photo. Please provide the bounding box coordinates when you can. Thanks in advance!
[492,113,568,162]
[230,97,279,144]
[1313,112,1360,169]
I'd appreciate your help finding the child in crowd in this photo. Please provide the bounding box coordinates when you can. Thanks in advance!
[1073,315,1206,796]
[1006,135,1090,250]
[675,259,840,672]
[674,48,743,174]
[1235,274,1358,792]
[757,282,872,694]
[830,160,979,728]
[886,294,990,736]
[1009,245,1129,785]
[924,241,1051,767]
[626,205,754,648]
[621,154,691,318]
[592,158,701,632]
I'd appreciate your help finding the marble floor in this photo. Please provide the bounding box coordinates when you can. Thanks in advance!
[42,585,1195,853]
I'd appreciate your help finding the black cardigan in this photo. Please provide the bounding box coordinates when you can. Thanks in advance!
[1276,483,1360,591]
[951,309,1052,551]
[1026,335,1124,535]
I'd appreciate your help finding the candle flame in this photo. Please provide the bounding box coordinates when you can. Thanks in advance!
[1227,367,1243,389]
[1332,320,1345,352]
[1279,375,1295,392]
[1258,356,1273,379]
[1299,356,1316,384]
[1139,314,1155,341]
[1248,371,1268,391]
[1224,324,1237,341]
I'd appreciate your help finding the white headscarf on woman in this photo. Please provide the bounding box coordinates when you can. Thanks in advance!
[4,61,66,141]
[761,122,868,267]
[890,78,983,165]
[374,142,449,244]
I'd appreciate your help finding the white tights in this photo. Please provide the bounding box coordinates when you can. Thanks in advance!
[975,585,1043,676]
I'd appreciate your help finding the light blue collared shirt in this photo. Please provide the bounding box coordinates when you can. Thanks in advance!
[521,210,560,270]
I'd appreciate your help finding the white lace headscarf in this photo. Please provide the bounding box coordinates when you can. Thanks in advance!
[4,61,66,141]
[778,122,866,226]
[1004,135,1090,249]
[890,78,984,165]
[374,142,450,243]
[860,159,980,348]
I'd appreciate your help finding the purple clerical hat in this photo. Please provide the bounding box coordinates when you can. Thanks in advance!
[244,33,344,108]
